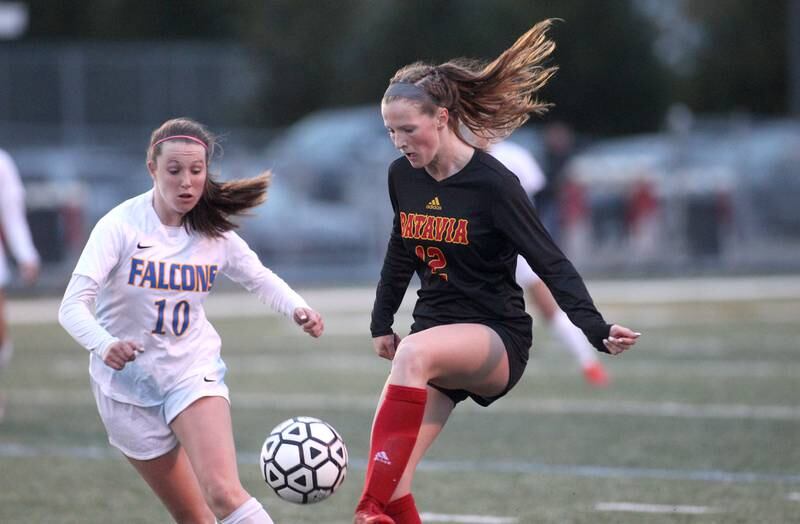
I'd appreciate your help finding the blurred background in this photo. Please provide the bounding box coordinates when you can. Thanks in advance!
[1,0,799,288]
[2,3,800,523]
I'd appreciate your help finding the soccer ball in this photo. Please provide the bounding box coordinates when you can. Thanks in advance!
[259,416,348,504]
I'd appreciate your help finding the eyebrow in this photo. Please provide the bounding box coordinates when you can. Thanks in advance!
[166,158,205,164]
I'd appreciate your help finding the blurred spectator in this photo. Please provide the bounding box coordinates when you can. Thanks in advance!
[626,175,661,263]
[538,121,577,243]
[559,176,591,270]
[0,147,40,420]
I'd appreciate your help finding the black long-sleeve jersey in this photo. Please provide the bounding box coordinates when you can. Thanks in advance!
[370,149,612,353]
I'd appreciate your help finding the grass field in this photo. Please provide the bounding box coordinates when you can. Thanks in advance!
[1,279,799,523]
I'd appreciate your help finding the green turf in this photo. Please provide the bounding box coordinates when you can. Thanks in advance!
[1,297,798,523]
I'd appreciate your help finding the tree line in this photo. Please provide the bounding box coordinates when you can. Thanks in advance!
[19,0,790,135]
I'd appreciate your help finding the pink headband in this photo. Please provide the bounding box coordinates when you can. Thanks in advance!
[152,135,208,150]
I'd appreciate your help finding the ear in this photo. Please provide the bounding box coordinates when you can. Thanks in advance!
[146,160,157,180]
[436,107,449,130]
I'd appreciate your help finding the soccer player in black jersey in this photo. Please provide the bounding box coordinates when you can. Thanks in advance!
[354,20,640,524]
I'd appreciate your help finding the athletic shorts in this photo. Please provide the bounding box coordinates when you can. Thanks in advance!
[410,320,531,407]
[90,366,229,460]
[515,255,541,288]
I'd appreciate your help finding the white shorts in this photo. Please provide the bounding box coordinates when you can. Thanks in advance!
[91,368,229,460]
[515,255,541,288]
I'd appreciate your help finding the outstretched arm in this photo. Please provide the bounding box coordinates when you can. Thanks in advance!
[222,232,324,338]
[493,174,639,353]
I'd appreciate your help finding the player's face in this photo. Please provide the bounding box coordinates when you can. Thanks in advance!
[148,141,207,226]
[382,99,444,169]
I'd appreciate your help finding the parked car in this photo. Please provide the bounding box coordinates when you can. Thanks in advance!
[235,106,400,274]
[10,145,147,264]
[262,105,397,206]
[732,120,800,236]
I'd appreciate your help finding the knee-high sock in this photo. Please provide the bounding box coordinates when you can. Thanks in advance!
[551,310,597,368]
[386,494,422,524]
[220,497,273,524]
[359,385,427,508]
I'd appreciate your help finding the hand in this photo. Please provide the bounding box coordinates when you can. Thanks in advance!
[293,307,324,338]
[372,332,402,361]
[603,325,640,355]
[102,340,144,370]
[19,262,39,286]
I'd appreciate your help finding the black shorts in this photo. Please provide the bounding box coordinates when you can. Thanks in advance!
[409,319,531,407]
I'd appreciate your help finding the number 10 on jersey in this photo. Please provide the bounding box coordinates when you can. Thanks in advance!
[153,299,191,336]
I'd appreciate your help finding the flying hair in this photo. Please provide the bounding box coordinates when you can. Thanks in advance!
[384,19,559,144]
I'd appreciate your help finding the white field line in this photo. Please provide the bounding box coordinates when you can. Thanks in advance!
[420,513,518,523]
[595,502,721,514]
[2,441,800,485]
[788,492,800,501]
[51,354,800,380]
[8,275,800,325]
[10,388,800,421]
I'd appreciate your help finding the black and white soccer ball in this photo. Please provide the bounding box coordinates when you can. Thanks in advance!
[259,416,348,504]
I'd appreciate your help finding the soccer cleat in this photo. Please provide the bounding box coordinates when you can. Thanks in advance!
[583,362,610,387]
[354,499,395,524]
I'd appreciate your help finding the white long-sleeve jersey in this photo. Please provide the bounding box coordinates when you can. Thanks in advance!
[59,190,309,406]
[0,149,40,287]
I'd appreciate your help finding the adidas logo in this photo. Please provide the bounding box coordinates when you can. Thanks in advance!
[425,196,442,210]
[373,451,392,465]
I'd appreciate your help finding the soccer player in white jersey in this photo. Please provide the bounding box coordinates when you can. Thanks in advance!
[487,139,610,386]
[0,148,40,420]
[59,118,323,524]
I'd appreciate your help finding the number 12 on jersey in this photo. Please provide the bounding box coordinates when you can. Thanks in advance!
[415,245,448,281]
[153,299,191,336]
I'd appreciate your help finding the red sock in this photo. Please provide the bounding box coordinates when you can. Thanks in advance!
[386,494,421,524]
[358,385,427,510]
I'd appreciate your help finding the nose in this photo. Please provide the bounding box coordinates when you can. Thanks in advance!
[179,174,192,188]
[392,134,406,150]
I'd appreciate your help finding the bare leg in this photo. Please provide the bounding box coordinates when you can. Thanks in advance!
[170,396,252,519]
[528,280,559,320]
[127,445,216,524]
[390,324,510,395]
[356,324,509,523]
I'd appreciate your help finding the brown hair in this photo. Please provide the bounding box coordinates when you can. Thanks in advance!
[148,117,270,238]
[383,19,558,144]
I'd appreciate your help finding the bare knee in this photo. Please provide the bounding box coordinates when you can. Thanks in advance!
[202,475,248,518]
[391,338,429,387]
